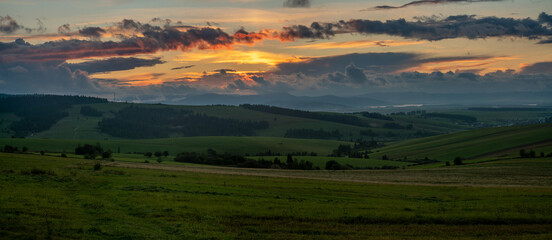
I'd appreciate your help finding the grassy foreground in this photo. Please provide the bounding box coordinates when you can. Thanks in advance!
[1,153,551,239]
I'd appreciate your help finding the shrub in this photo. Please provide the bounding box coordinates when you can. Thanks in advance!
[31,168,46,175]
[325,160,342,170]
[101,149,113,159]
[93,163,102,171]
[453,157,463,165]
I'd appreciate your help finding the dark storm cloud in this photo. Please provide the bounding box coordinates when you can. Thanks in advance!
[328,63,368,84]
[0,18,274,63]
[538,12,552,25]
[520,62,552,74]
[67,57,165,74]
[277,13,552,42]
[283,0,310,8]
[370,0,503,10]
[0,20,251,62]
[79,27,106,38]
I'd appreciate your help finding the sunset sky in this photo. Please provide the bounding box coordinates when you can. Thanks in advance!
[1,0,551,102]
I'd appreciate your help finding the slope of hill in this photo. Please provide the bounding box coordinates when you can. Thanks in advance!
[370,123,552,163]
[0,95,471,140]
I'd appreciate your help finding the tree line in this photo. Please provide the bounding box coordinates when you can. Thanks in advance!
[98,106,269,138]
[240,104,370,127]
[358,112,394,121]
[174,149,318,170]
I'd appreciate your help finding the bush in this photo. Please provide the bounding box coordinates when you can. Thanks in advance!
[75,143,103,159]
[453,157,463,165]
[3,145,18,153]
[61,152,67,158]
[101,149,113,159]
[93,163,102,171]
[325,160,342,170]
[31,168,46,175]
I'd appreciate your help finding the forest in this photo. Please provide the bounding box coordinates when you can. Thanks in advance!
[98,106,269,138]
[240,104,369,127]
[0,95,107,137]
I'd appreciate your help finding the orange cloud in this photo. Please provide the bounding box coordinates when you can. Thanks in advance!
[176,49,304,67]
[402,56,520,74]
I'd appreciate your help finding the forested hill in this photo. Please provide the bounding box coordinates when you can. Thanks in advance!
[0,94,480,140]
[0,95,107,137]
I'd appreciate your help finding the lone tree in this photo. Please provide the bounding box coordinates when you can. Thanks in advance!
[453,157,463,165]
[325,160,342,170]
[520,149,526,158]
[286,154,293,168]
[102,149,113,159]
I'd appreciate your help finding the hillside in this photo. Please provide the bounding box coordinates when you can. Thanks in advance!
[370,123,552,163]
[0,95,472,141]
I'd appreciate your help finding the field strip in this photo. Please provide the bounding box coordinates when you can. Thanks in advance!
[473,139,552,159]
[106,161,552,188]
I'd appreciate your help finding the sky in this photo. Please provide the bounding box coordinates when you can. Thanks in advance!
[1,0,551,102]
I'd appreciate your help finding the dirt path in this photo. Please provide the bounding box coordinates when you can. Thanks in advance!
[106,161,552,188]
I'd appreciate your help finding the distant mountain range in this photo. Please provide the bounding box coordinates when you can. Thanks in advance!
[164,91,552,112]
[171,93,387,111]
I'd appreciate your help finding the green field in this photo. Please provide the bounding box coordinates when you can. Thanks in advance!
[0,136,350,156]
[1,152,551,239]
[370,123,552,163]
[3,123,552,169]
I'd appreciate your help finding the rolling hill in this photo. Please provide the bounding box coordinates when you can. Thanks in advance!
[369,123,552,163]
[0,94,472,140]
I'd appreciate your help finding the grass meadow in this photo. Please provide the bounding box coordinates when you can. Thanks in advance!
[1,152,552,239]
